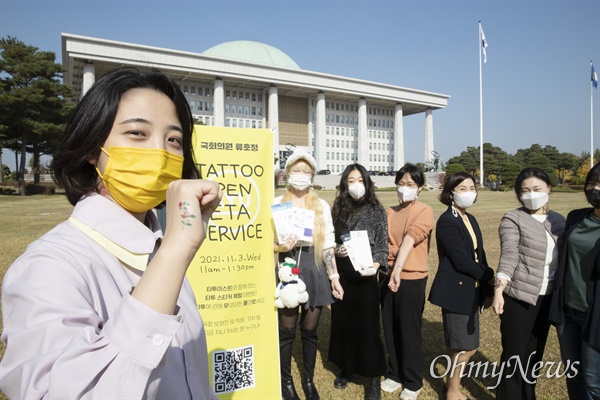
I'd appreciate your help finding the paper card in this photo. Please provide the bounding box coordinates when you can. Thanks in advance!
[271,202,315,244]
[292,208,315,243]
[341,230,374,271]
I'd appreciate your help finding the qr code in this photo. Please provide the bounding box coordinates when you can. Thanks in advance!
[213,345,255,393]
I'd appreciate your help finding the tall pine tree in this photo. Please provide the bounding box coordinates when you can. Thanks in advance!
[0,36,72,194]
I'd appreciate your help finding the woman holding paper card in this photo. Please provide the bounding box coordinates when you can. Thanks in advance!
[428,172,494,400]
[329,163,388,400]
[273,148,343,400]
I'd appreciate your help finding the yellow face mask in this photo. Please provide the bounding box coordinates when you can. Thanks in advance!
[96,146,184,213]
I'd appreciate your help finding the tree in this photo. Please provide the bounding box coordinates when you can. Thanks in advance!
[481,143,511,184]
[555,152,578,184]
[1,163,10,181]
[447,143,511,184]
[575,163,591,185]
[0,36,72,195]
[502,162,523,190]
[513,144,557,184]
[447,146,479,176]
[444,163,465,180]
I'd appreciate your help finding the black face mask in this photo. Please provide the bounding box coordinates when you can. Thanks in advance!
[585,188,600,209]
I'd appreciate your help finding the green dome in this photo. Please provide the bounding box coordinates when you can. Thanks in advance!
[203,41,301,70]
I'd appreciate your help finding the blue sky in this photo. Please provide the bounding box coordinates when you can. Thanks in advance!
[1,0,599,170]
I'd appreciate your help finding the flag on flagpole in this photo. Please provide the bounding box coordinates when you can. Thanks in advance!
[593,62,598,89]
[480,23,488,63]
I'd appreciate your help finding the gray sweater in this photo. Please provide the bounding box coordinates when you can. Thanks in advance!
[497,208,565,305]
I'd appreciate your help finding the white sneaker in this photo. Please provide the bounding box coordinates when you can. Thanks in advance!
[380,378,402,393]
[399,387,422,400]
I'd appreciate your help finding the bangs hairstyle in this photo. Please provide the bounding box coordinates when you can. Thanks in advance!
[395,163,425,187]
[332,163,381,235]
[52,67,198,206]
[514,167,552,204]
[585,162,600,187]
[439,171,477,206]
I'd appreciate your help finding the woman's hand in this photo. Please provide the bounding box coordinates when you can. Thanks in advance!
[331,278,344,300]
[276,235,298,253]
[491,293,504,315]
[388,270,401,292]
[358,261,380,277]
[134,179,222,315]
[358,267,377,277]
[162,179,223,261]
[336,244,349,258]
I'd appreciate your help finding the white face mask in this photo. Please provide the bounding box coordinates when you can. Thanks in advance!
[520,192,549,211]
[348,182,366,200]
[397,186,418,203]
[288,173,312,191]
[453,191,477,209]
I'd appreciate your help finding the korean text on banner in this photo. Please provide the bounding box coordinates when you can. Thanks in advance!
[189,126,279,399]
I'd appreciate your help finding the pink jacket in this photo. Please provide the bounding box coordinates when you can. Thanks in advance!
[0,194,216,399]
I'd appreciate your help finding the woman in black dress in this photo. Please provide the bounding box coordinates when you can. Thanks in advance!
[329,163,388,400]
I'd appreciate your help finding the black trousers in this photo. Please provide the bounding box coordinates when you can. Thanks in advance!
[496,293,552,400]
[380,276,427,391]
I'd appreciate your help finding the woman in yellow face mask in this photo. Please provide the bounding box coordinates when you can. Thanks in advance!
[0,68,222,399]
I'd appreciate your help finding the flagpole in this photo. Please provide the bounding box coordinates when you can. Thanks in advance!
[479,21,484,188]
[592,60,595,167]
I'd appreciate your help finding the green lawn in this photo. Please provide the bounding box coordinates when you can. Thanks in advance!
[0,190,590,399]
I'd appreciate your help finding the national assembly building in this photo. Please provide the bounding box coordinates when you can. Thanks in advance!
[61,33,449,174]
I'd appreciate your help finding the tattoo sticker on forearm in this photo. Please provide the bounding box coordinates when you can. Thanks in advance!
[179,201,196,229]
[324,250,335,274]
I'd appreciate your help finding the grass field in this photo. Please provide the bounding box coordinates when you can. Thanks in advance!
[0,189,590,399]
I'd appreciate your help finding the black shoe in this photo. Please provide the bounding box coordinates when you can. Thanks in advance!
[334,373,350,389]
[364,377,381,400]
[302,377,320,400]
[281,378,300,400]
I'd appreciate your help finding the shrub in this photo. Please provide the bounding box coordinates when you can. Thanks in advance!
[25,184,56,195]
[0,187,16,195]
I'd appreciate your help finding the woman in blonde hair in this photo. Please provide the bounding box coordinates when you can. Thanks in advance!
[274,148,343,400]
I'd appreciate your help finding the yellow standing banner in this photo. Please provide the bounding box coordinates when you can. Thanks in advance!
[188,126,280,399]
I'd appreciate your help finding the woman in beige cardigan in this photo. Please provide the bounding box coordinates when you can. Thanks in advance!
[492,167,565,400]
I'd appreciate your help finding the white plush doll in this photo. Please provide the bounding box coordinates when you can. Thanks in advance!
[275,258,309,308]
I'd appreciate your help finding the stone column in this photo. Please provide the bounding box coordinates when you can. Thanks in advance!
[425,109,434,163]
[268,85,280,169]
[358,98,368,167]
[82,63,95,98]
[213,78,224,127]
[314,92,326,170]
[394,103,404,170]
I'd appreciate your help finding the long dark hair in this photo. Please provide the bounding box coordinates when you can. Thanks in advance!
[332,163,381,235]
[52,67,198,206]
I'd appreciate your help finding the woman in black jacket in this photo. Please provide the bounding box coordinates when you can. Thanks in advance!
[550,162,600,400]
[429,172,494,400]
